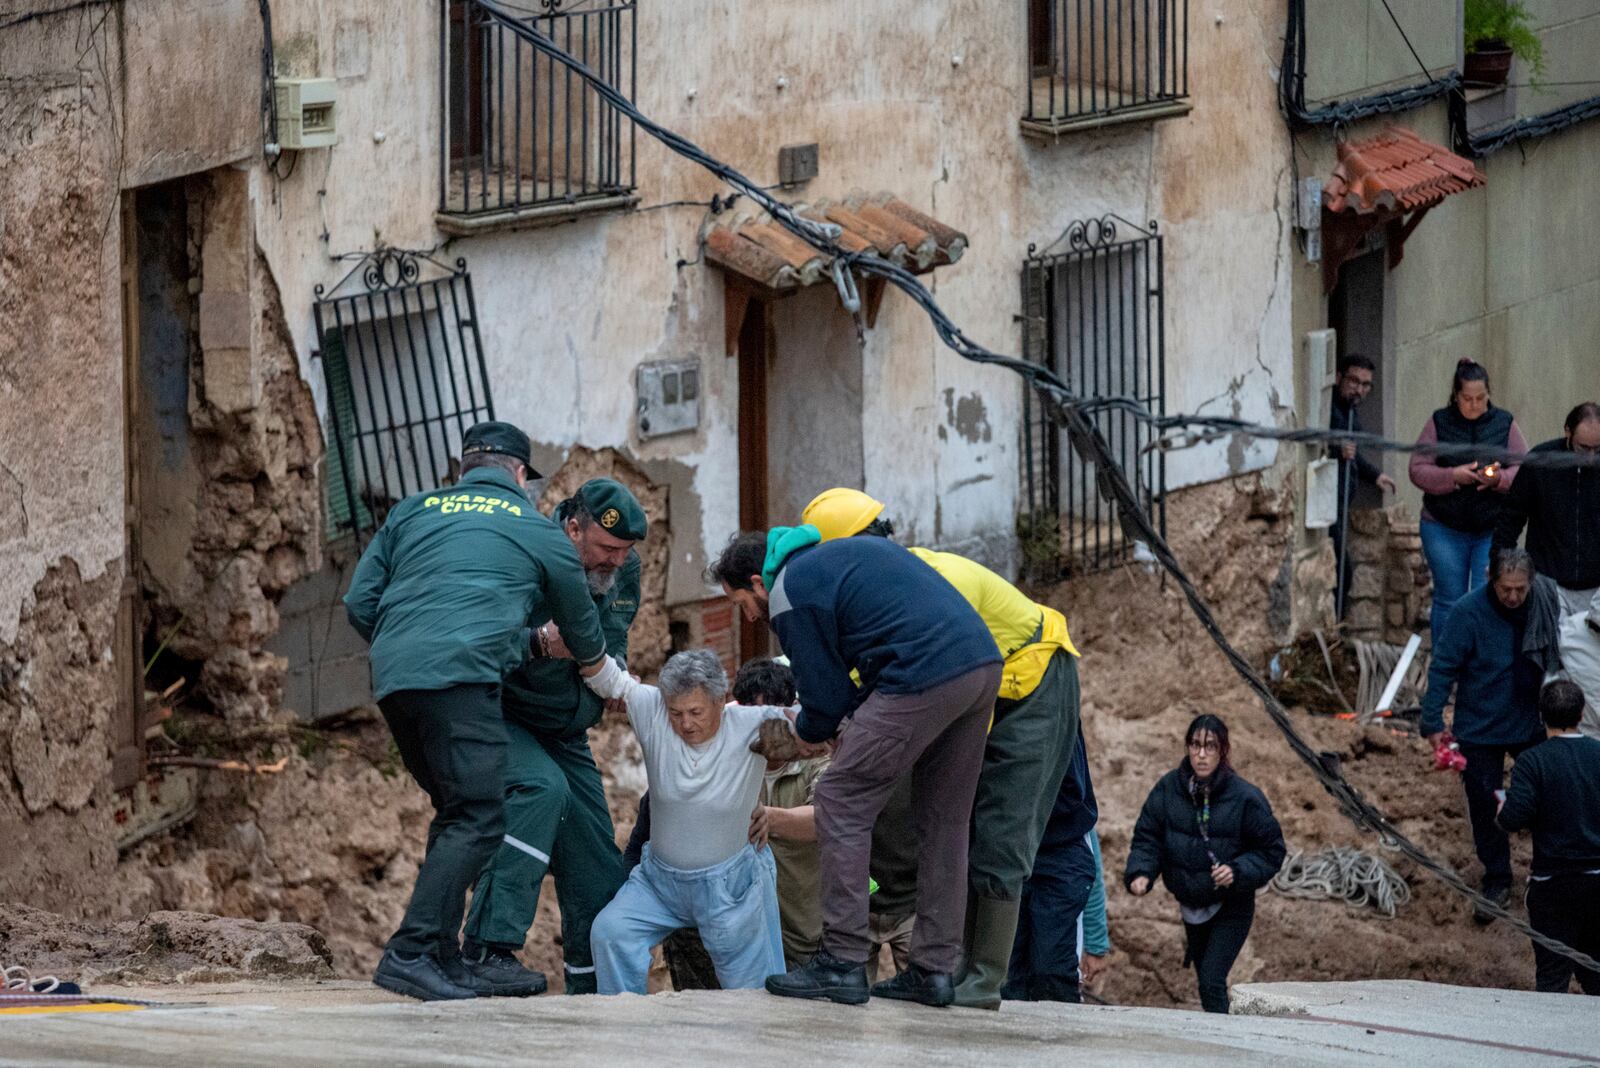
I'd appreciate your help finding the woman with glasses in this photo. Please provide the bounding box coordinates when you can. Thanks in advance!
[1124,715,1285,1013]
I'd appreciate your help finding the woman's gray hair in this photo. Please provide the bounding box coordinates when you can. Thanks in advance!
[657,649,728,701]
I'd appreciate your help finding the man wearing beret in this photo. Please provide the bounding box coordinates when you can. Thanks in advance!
[461,478,649,995]
[345,422,611,1001]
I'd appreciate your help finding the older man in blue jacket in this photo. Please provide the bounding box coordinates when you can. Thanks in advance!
[1422,548,1557,918]
[709,526,1001,1008]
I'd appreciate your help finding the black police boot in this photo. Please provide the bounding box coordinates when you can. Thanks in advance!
[455,943,549,997]
[871,962,956,1007]
[764,948,870,1005]
[373,949,477,1001]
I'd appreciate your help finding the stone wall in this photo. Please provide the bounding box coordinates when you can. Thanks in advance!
[1343,506,1432,647]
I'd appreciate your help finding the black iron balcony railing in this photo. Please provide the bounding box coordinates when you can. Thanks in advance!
[440,0,636,225]
[1024,0,1191,136]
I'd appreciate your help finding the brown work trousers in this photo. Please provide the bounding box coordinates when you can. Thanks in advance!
[814,662,1001,974]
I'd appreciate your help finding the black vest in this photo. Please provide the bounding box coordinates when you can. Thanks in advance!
[1424,404,1514,533]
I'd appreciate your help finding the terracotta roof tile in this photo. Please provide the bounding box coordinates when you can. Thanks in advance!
[1324,126,1485,215]
[707,194,968,291]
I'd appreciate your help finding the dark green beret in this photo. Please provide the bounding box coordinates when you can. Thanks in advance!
[462,421,538,476]
[572,478,647,541]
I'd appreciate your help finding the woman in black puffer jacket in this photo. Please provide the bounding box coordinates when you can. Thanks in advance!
[1123,715,1286,1013]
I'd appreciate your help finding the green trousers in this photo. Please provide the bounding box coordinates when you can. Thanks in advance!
[464,722,624,993]
[970,651,1081,901]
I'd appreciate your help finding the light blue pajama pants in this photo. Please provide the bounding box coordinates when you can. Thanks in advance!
[591,843,785,994]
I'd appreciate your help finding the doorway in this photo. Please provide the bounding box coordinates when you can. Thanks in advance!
[1328,246,1387,512]
[116,179,202,788]
[734,287,866,663]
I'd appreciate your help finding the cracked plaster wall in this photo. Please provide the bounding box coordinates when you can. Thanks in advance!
[1288,98,1600,542]
[0,1,318,908]
[254,0,1294,592]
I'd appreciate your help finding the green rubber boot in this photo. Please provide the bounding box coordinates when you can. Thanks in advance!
[952,895,1021,1010]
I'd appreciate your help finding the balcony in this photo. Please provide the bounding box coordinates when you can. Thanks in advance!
[438,0,638,235]
[1023,0,1192,140]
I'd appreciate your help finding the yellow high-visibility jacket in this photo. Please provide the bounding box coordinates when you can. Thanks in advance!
[908,547,1078,701]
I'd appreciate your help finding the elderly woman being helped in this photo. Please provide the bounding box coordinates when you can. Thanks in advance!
[585,649,803,993]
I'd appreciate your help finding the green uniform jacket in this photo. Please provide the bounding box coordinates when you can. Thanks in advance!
[345,467,607,699]
[505,550,641,738]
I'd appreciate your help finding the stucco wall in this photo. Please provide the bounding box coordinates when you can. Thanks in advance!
[1288,100,1600,524]
[253,0,1295,593]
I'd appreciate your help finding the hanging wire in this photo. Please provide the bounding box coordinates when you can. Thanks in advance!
[476,0,1600,974]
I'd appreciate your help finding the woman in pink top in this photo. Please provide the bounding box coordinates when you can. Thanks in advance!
[1408,359,1528,646]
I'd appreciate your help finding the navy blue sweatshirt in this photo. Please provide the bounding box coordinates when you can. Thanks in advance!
[1421,584,1545,745]
[1497,735,1600,877]
[1032,731,1099,879]
[768,538,999,743]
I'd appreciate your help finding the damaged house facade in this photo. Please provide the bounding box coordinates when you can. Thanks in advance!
[5,0,1594,967]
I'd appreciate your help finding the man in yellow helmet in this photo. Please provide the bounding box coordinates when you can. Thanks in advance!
[801,487,1081,1010]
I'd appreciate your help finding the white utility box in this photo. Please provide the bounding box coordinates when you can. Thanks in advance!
[273,78,338,150]
[1305,457,1339,530]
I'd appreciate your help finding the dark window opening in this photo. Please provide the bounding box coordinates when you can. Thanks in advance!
[1020,216,1167,580]
[314,252,495,546]
[1024,0,1190,128]
[440,0,638,217]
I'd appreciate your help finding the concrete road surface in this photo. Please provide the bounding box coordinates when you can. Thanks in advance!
[2,979,1596,1066]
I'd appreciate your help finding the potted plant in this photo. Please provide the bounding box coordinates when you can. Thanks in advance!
[1463,0,1546,88]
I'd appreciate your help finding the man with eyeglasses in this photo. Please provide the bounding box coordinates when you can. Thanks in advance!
[1329,354,1396,617]
[1495,402,1600,617]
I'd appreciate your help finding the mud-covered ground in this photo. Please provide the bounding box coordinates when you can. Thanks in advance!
[1039,481,1533,1008]
[19,478,1536,1002]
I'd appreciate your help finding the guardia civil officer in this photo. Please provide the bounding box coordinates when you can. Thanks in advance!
[345,422,610,1002]
[462,478,648,995]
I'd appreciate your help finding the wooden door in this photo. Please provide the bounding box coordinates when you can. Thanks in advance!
[736,295,772,663]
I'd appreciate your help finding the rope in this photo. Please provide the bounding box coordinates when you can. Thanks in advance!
[474,2,1600,977]
[3,964,61,995]
[1272,847,1412,918]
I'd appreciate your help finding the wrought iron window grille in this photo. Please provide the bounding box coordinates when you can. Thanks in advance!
[313,250,496,545]
[440,0,637,225]
[1023,0,1191,137]
[1020,215,1166,580]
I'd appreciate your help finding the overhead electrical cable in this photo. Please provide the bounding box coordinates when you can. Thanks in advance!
[474,0,1600,973]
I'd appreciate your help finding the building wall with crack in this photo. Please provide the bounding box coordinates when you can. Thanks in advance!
[2,0,1298,906]
[0,1,321,907]
[254,0,1295,595]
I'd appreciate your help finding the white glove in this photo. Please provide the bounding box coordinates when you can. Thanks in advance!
[583,656,630,700]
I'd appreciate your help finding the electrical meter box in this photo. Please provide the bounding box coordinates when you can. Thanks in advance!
[636,359,701,439]
[273,78,338,150]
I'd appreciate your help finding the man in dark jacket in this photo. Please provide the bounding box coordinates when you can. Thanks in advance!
[1329,354,1397,616]
[1497,680,1600,994]
[1421,548,1549,916]
[461,478,647,995]
[710,527,1001,1008]
[1493,402,1600,617]
[344,422,610,1001]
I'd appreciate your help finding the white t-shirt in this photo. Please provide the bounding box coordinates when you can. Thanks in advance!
[618,677,789,871]
[1558,609,1600,741]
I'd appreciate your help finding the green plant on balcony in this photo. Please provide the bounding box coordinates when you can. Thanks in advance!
[1463,0,1546,88]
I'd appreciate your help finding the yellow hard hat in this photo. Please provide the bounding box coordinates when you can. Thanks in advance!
[802,487,885,541]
